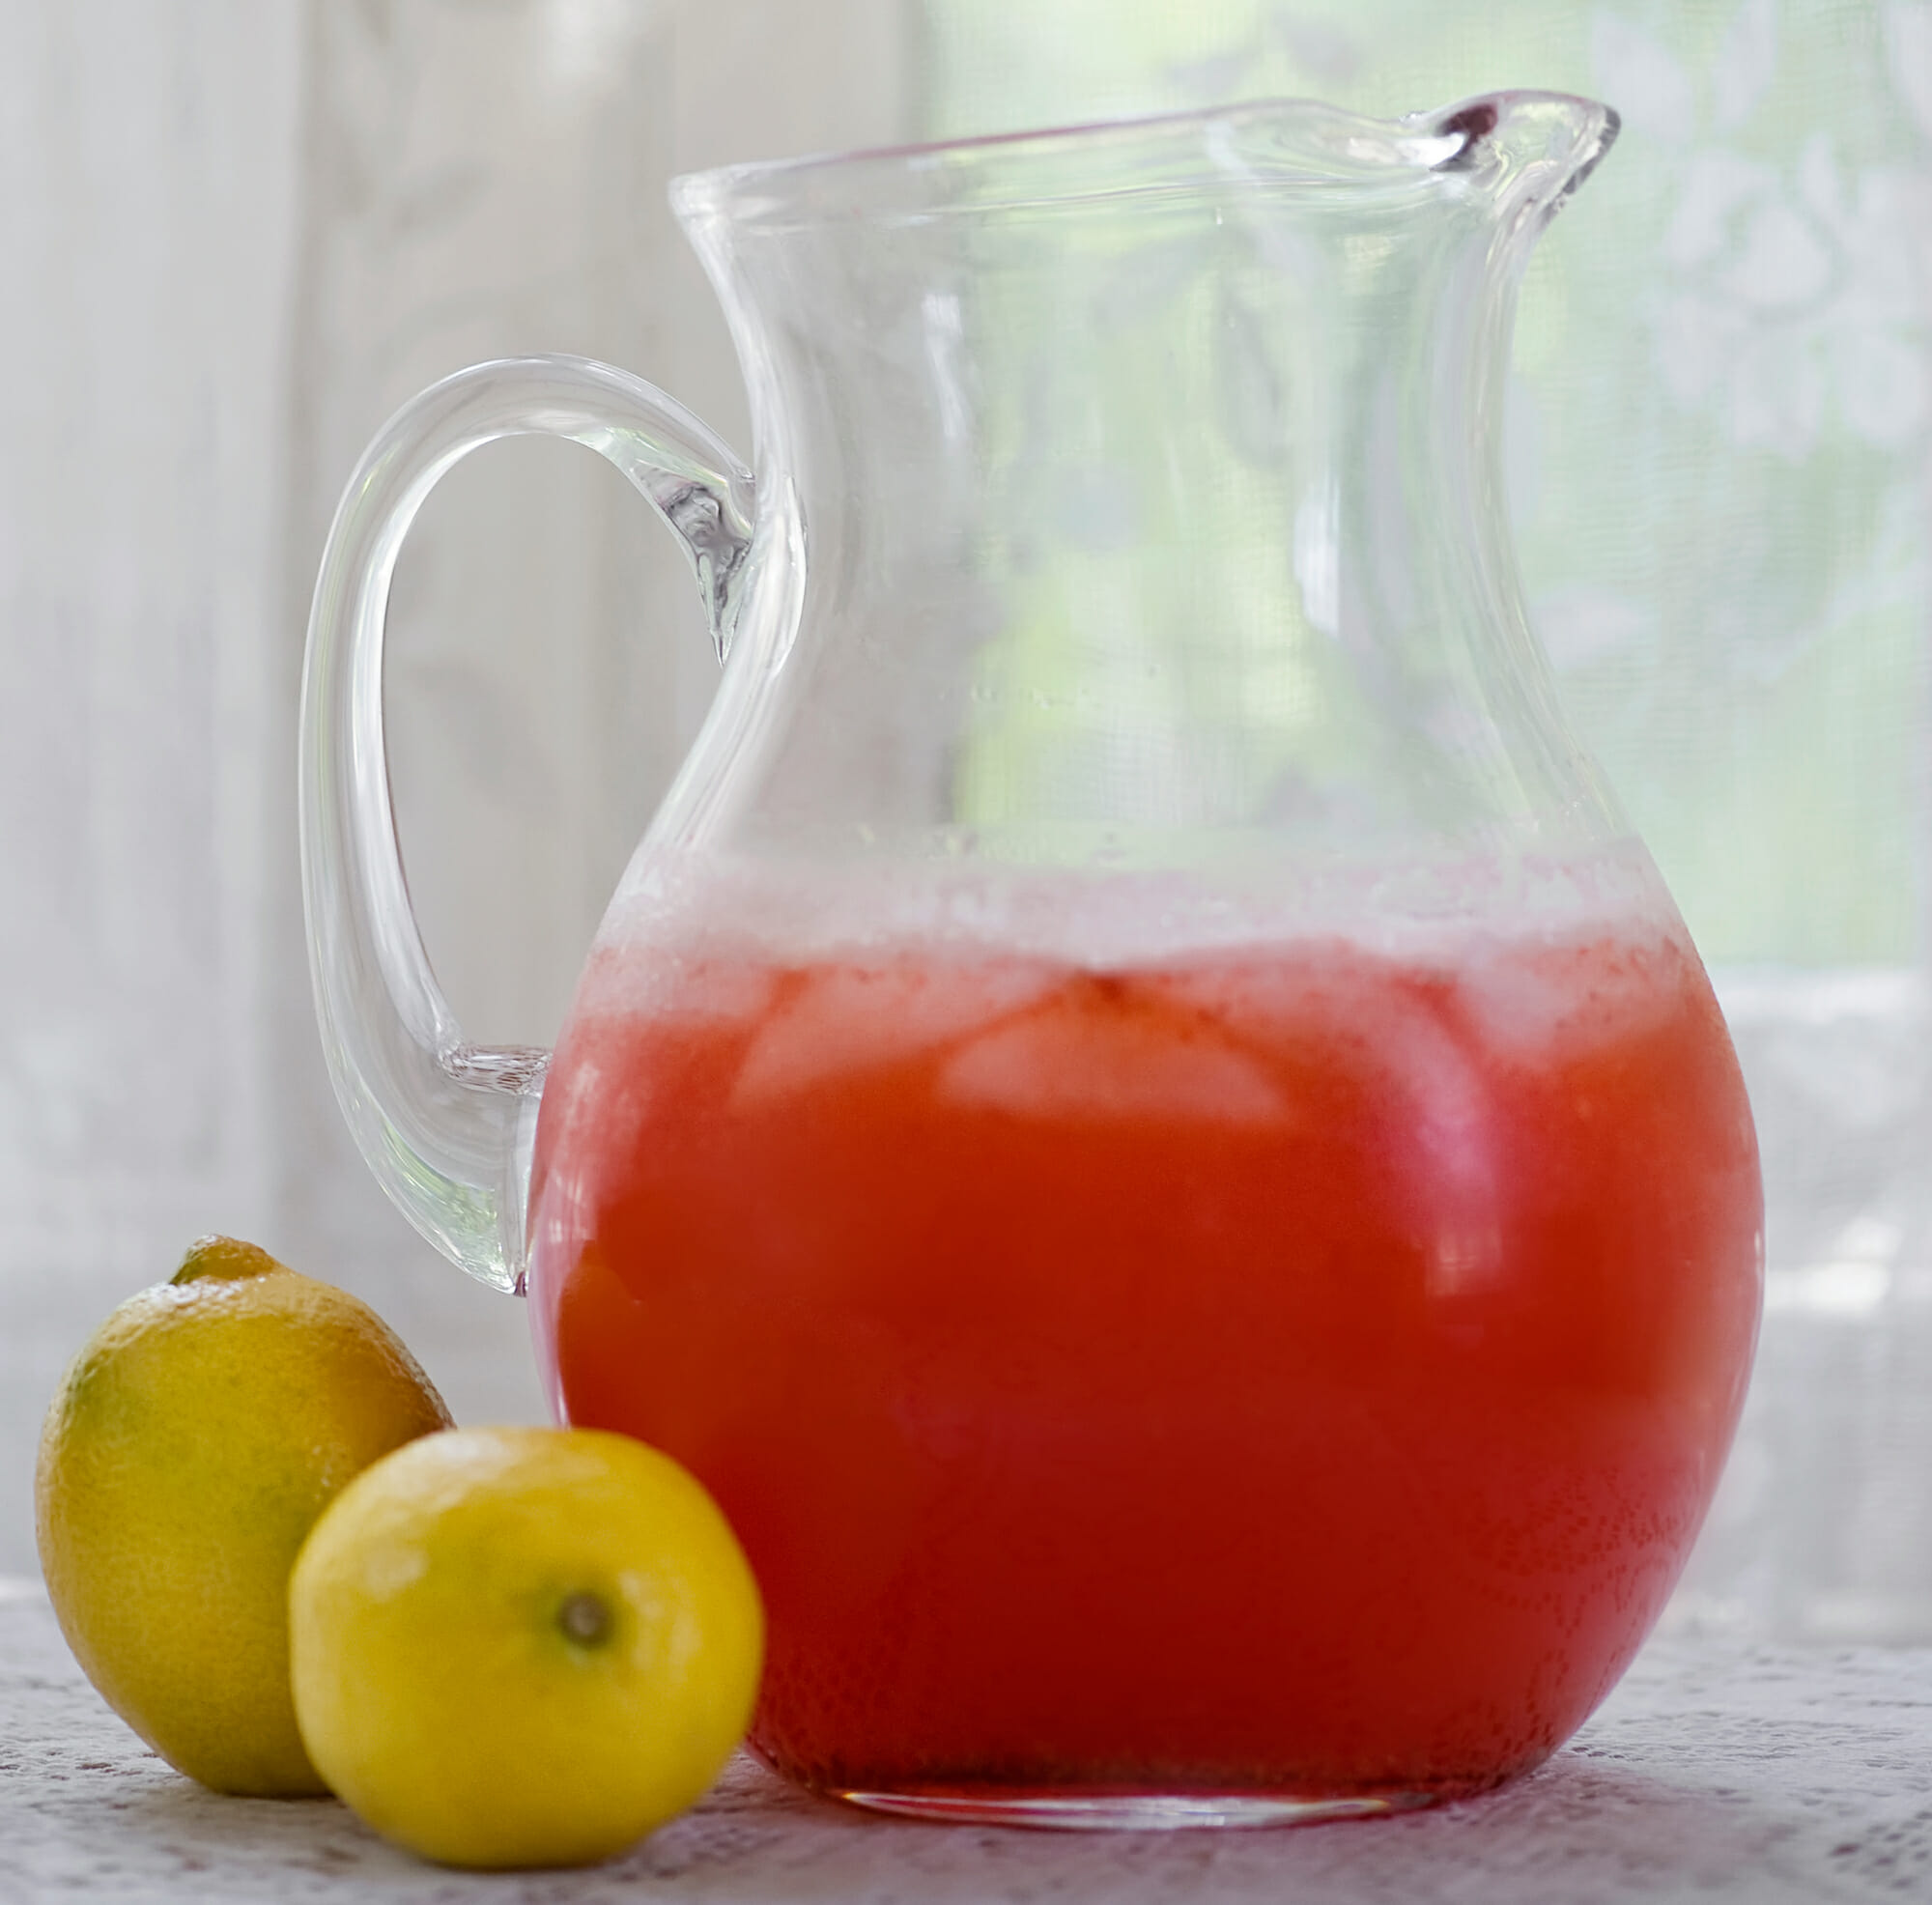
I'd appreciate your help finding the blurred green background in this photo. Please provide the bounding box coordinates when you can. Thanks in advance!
[922,0,1931,963]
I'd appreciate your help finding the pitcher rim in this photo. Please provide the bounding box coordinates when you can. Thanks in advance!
[669,90,1619,224]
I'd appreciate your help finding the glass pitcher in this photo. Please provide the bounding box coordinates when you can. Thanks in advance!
[300,94,1763,1828]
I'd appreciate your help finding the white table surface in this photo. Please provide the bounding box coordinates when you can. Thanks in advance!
[3,1580,1929,1904]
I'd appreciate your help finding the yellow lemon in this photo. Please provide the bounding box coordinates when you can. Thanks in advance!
[34,1238,452,1795]
[289,1425,764,1869]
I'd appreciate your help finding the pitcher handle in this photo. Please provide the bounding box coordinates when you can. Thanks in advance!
[298,355,755,1294]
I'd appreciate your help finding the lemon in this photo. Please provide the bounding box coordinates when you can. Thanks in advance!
[34,1237,452,1795]
[289,1425,765,1869]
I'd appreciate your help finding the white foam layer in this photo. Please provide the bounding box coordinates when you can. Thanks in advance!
[588,840,1682,978]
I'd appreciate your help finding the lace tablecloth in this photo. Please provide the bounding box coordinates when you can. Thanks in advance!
[2,1582,1926,1903]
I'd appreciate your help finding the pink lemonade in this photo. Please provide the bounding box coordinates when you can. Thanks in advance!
[527,874,1761,1806]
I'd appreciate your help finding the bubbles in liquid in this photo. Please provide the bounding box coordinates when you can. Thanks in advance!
[1449,927,1691,1066]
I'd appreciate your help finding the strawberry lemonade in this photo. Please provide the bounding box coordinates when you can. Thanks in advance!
[526,851,1761,1813]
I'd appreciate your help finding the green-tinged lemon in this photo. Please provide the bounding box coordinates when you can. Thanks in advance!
[34,1238,452,1794]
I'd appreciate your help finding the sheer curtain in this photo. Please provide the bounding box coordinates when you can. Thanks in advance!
[7,0,1930,1644]
[0,0,908,1575]
[1,2,305,1576]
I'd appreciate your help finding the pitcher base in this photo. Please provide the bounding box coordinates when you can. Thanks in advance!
[832,1786,1443,1832]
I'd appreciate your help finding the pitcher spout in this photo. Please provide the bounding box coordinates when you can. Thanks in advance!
[1417,90,1621,234]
